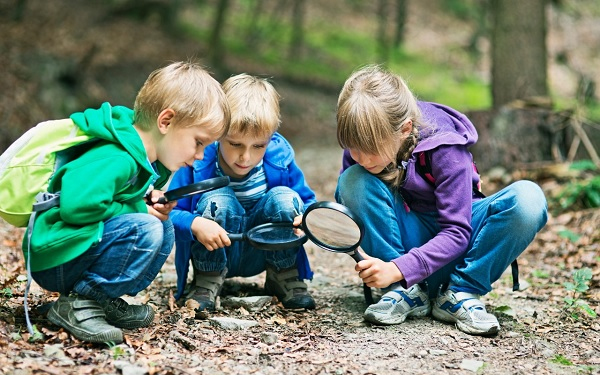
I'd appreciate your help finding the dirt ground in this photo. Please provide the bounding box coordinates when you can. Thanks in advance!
[1,130,599,374]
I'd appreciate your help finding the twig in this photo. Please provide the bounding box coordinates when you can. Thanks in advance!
[571,116,600,167]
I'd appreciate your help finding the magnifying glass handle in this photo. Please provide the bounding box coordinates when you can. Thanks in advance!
[156,197,168,204]
[349,250,364,263]
[228,233,245,241]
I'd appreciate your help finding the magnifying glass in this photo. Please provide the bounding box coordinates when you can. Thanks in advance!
[228,222,307,251]
[301,201,374,304]
[156,176,230,204]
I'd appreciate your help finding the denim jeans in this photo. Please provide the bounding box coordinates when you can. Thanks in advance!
[191,186,304,277]
[335,166,548,297]
[32,213,174,303]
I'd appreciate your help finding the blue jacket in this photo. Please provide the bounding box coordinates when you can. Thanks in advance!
[170,132,317,299]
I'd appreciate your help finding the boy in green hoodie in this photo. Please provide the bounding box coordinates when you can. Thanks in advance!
[23,61,230,344]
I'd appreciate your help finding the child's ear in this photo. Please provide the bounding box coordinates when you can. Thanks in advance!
[157,109,176,134]
[400,119,413,135]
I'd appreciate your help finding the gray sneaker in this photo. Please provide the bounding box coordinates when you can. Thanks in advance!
[102,298,155,329]
[47,294,123,344]
[264,266,316,309]
[364,283,430,325]
[432,288,500,336]
[186,268,228,314]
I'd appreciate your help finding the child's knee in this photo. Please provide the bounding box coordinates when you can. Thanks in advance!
[510,180,548,228]
[264,187,303,213]
[135,215,165,247]
[196,189,242,220]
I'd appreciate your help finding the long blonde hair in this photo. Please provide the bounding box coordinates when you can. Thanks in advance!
[337,65,421,189]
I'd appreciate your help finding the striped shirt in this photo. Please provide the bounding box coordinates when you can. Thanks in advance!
[216,160,268,210]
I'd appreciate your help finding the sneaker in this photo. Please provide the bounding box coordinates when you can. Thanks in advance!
[264,266,316,309]
[47,294,123,344]
[363,283,431,325]
[102,298,155,329]
[186,268,227,313]
[432,288,500,336]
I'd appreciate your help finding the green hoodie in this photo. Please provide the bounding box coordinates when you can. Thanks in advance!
[23,102,171,272]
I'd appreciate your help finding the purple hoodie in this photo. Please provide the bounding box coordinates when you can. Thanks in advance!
[341,101,481,287]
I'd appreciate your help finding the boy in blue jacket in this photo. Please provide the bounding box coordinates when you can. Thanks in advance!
[170,74,317,313]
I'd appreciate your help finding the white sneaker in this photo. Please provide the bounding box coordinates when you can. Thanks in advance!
[363,284,431,325]
[432,288,500,336]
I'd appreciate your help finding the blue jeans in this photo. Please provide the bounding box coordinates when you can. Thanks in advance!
[32,214,174,303]
[191,186,303,277]
[335,166,548,297]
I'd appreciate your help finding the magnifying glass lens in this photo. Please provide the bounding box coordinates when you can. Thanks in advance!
[304,207,361,249]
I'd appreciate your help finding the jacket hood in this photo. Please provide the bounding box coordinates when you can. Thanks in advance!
[70,102,154,175]
[414,101,478,153]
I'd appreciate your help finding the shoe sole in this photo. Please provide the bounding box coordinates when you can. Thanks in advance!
[108,310,155,329]
[364,305,431,325]
[47,308,123,344]
[432,306,499,336]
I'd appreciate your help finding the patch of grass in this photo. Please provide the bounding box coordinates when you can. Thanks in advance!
[531,269,550,279]
[551,354,573,366]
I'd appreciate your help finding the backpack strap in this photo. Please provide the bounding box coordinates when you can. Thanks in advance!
[23,192,61,337]
[414,151,520,291]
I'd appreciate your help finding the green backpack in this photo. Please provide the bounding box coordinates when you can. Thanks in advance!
[0,118,98,338]
[0,118,97,227]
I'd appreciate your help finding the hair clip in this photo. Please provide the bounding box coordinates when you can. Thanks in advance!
[399,161,408,170]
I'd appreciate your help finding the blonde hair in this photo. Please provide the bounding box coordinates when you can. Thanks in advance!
[337,65,421,189]
[222,73,280,138]
[134,61,231,137]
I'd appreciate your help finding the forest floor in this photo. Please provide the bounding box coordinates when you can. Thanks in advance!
[0,134,599,375]
[1,1,599,374]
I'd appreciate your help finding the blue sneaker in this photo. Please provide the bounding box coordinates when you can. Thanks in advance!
[432,288,500,336]
[363,284,430,325]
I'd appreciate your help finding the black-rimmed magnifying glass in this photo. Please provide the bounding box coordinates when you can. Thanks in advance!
[155,176,230,204]
[301,201,374,304]
[228,222,308,251]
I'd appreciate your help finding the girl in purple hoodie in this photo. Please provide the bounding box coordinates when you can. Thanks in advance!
[335,65,547,336]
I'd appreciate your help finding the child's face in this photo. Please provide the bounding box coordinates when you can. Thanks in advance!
[158,124,221,172]
[348,149,392,175]
[219,131,271,179]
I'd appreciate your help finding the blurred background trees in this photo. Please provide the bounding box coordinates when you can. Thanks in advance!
[1,0,598,171]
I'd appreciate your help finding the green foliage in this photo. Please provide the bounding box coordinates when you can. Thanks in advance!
[531,269,550,279]
[108,343,128,359]
[570,159,599,171]
[28,325,44,342]
[1,287,12,298]
[551,354,573,366]
[558,229,581,243]
[562,268,597,320]
[180,0,492,111]
[550,173,600,215]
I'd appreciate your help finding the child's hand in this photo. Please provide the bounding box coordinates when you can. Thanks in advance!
[145,190,177,220]
[355,252,404,288]
[292,214,303,227]
[192,217,231,251]
[292,214,304,236]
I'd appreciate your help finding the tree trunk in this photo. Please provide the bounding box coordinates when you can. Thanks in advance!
[491,0,548,109]
[376,0,390,63]
[393,0,407,47]
[288,0,306,60]
[209,0,230,67]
